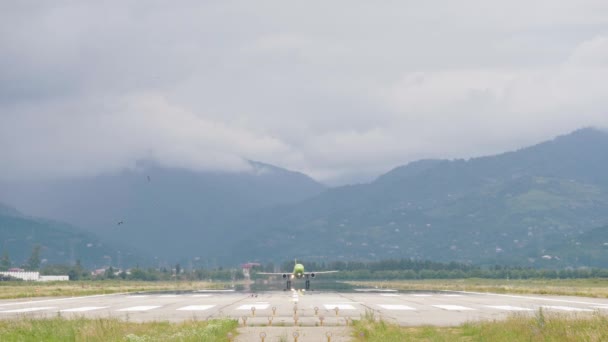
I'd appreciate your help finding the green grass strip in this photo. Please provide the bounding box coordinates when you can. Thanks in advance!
[353,309,608,341]
[0,317,238,342]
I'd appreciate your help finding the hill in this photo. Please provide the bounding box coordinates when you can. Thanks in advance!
[0,161,326,261]
[0,202,133,268]
[229,128,608,267]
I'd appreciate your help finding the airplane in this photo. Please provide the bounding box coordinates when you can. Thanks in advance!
[257,260,338,290]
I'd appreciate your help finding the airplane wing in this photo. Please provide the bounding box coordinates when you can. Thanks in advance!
[256,272,287,275]
[304,270,339,275]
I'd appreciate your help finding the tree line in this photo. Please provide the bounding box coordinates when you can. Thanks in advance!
[252,258,608,280]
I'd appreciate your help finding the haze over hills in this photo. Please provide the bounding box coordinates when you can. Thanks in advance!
[1,128,607,268]
[0,202,131,268]
[0,161,326,261]
[229,128,608,267]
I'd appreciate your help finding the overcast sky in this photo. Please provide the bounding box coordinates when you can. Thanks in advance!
[1,1,607,185]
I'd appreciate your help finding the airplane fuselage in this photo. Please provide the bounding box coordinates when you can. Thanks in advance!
[293,263,305,278]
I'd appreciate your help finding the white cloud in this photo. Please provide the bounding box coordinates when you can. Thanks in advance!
[1,1,607,184]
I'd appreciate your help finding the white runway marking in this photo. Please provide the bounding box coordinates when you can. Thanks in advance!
[0,293,129,307]
[378,304,416,310]
[1,307,55,313]
[127,295,149,298]
[237,304,269,310]
[441,294,462,297]
[60,307,108,312]
[455,291,607,306]
[380,294,401,297]
[411,294,432,297]
[541,306,593,312]
[177,305,215,311]
[324,304,356,310]
[433,305,475,311]
[118,306,161,312]
[159,295,178,298]
[486,305,533,311]
[192,294,211,297]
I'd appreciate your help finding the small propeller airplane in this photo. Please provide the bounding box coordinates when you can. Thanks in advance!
[257,260,338,290]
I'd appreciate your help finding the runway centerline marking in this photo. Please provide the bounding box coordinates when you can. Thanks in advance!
[378,304,416,310]
[118,306,161,312]
[485,305,533,311]
[1,307,55,313]
[433,305,475,311]
[61,307,108,312]
[177,305,215,311]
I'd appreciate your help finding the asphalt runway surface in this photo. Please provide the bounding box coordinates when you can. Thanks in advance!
[1,288,608,326]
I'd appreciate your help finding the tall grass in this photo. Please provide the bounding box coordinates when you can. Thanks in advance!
[0,317,238,342]
[353,310,608,341]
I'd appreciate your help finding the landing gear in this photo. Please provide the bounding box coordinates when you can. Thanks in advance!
[286,280,292,290]
[305,279,310,290]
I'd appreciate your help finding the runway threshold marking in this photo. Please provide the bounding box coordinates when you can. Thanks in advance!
[378,304,416,310]
[117,306,161,312]
[432,305,475,311]
[177,305,215,311]
[485,305,533,311]
[0,307,55,313]
[541,306,593,312]
[60,307,108,312]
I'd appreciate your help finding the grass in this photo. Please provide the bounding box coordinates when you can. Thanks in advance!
[0,280,230,299]
[0,317,238,342]
[353,309,608,341]
[348,278,608,298]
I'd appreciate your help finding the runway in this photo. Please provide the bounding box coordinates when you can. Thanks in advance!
[1,289,608,326]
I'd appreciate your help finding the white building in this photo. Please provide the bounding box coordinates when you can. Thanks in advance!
[0,271,69,282]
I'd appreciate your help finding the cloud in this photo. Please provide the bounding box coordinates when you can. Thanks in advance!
[1,1,607,184]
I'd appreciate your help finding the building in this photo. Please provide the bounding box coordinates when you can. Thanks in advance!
[0,271,69,282]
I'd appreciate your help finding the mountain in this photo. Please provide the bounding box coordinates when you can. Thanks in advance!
[227,128,608,267]
[0,161,326,262]
[2,129,607,268]
[0,202,132,268]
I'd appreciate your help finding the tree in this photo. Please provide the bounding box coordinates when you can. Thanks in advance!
[0,251,10,271]
[27,245,41,270]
